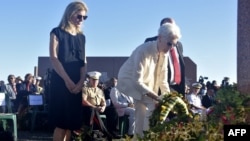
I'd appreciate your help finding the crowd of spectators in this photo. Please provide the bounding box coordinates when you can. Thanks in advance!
[0,73,233,140]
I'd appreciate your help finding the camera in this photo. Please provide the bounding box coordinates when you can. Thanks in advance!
[198,76,208,84]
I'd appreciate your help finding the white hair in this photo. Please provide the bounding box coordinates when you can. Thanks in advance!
[158,23,182,40]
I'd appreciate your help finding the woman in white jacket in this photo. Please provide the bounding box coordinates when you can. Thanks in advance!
[117,22,181,138]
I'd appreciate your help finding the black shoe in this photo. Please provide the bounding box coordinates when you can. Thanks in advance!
[126,134,134,139]
[111,131,122,139]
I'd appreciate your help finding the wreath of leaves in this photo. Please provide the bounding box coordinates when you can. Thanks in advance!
[149,91,192,128]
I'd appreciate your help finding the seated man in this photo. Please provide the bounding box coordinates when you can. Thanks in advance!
[3,74,17,113]
[202,86,216,109]
[82,71,110,137]
[103,78,121,138]
[110,84,135,137]
[82,71,107,131]
[186,82,207,115]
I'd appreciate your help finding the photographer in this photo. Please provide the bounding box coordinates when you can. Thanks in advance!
[221,77,230,87]
[198,76,208,97]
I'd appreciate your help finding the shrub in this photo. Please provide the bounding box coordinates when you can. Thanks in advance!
[138,86,250,141]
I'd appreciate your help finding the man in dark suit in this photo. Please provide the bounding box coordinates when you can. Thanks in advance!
[103,77,121,138]
[144,17,185,96]
[202,87,216,108]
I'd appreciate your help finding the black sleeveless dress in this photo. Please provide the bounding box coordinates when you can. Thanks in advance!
[49,27,86,130]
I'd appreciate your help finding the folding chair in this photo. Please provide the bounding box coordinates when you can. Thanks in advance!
[27,94,47,131]
[0,92,17,141]
[118,115,129,137]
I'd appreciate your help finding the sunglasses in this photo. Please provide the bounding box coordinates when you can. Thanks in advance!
[77,15,88,20]
[167,42,177,47]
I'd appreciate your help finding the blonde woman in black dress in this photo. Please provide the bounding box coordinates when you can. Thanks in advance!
[49,1,88,141]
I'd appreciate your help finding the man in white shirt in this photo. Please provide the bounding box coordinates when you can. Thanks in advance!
[186,82,207,115]
[110,85,135,137]
[3,75,17,112]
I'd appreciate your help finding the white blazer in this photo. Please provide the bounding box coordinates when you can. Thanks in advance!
[117,41,170,100]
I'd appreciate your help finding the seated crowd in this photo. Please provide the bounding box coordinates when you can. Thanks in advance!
[0,72,135,139]
[0,73,44,114]
[0,71,229,139]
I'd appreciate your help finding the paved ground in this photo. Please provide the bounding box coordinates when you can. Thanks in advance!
[18,130,53,141]
[17,130,126,141]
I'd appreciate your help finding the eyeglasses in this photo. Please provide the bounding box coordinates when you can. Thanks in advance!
[77,15,88,20]
[167,42,177,47]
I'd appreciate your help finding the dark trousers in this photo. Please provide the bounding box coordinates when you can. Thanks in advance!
[103,106,118,132]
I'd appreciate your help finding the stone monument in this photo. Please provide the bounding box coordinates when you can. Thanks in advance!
[237,0,250,94]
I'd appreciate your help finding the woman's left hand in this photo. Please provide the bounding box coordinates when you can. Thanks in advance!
[71,82,83,94]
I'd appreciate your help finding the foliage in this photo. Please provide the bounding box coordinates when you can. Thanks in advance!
[137,86,250,141]
[71,125,93,141]
[208,86,250,125]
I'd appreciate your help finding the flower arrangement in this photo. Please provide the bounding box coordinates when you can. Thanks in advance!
[149,91,192,127]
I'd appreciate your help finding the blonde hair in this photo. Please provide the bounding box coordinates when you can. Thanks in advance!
[59,1,88,34]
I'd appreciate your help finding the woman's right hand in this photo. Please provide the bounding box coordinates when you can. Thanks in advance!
[146,92,160,101]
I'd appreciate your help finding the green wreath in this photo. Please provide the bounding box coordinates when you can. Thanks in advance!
[149,92,192,127]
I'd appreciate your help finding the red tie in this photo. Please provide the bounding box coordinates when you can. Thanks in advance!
[170,48,181,84]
